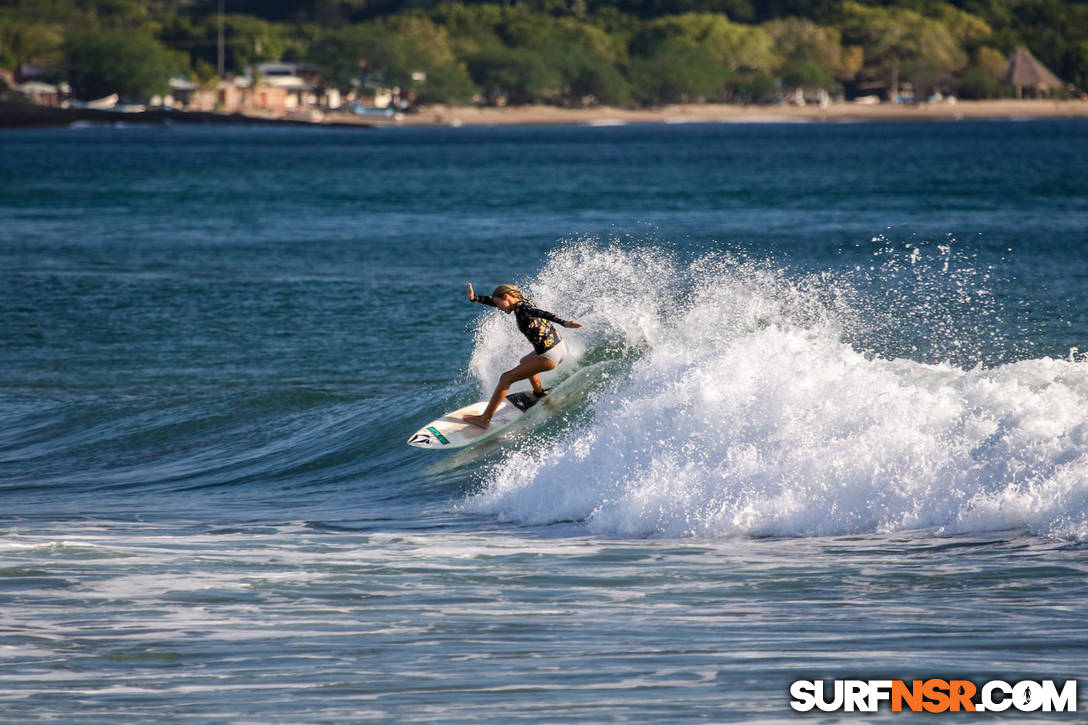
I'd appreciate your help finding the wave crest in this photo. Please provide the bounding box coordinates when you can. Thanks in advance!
[464,241,1088,540]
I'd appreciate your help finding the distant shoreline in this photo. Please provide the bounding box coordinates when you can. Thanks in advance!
[0,101,374,129]
[391,99,1088,127]
[4,98,1087,130]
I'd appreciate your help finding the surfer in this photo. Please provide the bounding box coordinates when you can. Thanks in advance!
[463,283,582,428]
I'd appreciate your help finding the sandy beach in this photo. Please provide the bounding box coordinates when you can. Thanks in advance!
[361,98,1088,127]
[4,98,1086,130]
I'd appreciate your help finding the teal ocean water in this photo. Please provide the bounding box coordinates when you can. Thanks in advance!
[2,120,1088,722]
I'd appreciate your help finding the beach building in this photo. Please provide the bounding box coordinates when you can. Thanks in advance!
[179,77,284,116]
[355,85,395,109]
[18,81,60,106]
[179,69,336,119]
[249,82,290,116]
[254,62,322,85]
[166,77,198,108]
[216,79,246,112]
[784,87,832,107]
[1007,47,1065,98]
[250,62,324,111]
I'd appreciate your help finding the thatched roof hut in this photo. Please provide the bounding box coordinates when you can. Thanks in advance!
[1007,47,1064,98]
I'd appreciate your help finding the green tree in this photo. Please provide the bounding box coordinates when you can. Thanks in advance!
[1,0,96,28]
[598,0,757,23]
[382,15,458,65]
[960,0,1014,33]
[64,29,188,99]
[0,19,65,70]
[309,22,475,104]
[1066,40,1088,91]
[466,46,563,104]
[779,58,834,87]
[1003,0,1085,81]
[557,48,632,105]
[85,0,154,31]
[189,14,305,76]
[634,13,778,73]
[423,3,508,58]
[492,11,631,105]
[412,62,477,104]
[501,14,628,66]
[630,13,779,102]
[933,3,992,49]
[764,17,854,89]
[382,17,478,104]
[840,2,967,98]
[308,25,411,91]
[958,46,1010,97]
[628,40,727,104]
[732,71,778,101]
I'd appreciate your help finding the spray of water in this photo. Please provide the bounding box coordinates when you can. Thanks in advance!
[462,240,1088,540]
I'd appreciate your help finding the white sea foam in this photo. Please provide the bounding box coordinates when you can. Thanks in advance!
[464,241,1088,539]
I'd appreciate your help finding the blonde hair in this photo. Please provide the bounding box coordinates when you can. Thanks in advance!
[491,284,524,301]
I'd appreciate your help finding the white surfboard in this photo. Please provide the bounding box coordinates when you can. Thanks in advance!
[407,391,542,450]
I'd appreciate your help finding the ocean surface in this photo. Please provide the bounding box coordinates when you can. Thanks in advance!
[2,118,1087,723]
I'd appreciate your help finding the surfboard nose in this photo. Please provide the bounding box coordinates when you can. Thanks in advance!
[406,432,435,448]
[407,425,450,448]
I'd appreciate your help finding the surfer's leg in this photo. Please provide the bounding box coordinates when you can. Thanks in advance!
[523,353,547,395]
[531,342,566,395]
[464,355,557,428]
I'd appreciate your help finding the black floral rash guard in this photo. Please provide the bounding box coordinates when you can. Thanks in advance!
[473,296,568,354]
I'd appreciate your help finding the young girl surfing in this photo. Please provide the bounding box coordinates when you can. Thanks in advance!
[464,283,582,429]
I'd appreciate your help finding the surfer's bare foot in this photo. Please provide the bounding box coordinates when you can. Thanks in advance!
[463,414,491,429]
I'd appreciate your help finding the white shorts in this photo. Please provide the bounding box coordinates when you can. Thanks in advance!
[538,340,567,365]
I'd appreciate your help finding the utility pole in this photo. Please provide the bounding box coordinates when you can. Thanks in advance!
[217,0,225,78]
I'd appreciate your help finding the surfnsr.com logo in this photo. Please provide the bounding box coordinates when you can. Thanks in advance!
[790,679,1078,713]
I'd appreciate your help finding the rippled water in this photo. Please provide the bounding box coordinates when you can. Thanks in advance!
[2,120,1087,722]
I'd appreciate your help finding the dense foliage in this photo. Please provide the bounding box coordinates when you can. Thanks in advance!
[1,0,1084,104]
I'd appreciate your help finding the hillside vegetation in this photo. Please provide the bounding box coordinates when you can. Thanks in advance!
[1,0,1085,104]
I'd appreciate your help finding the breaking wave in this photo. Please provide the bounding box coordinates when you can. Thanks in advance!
[462,240,1088,540]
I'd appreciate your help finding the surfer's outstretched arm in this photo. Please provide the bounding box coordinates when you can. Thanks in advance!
[467,283,496,307]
